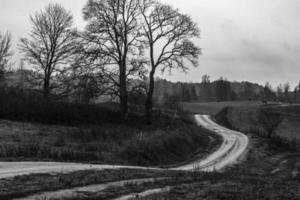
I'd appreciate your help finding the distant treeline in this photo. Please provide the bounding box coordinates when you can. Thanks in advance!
[4,70,300,107]
[153,75,300,106]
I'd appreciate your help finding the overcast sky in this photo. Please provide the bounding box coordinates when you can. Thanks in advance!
[1,0,300,88]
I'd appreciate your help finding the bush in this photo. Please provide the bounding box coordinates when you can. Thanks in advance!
[0,86,121,125]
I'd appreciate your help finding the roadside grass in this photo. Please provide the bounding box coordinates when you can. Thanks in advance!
[0,169,206,199]
[67,176,207,200]
[0,169,163,199]
[215,104,300,148]
[141,176,300,200]
[2,167,274,200]
[0,117,221,166]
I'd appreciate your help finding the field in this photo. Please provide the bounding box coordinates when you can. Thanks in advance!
[183,101,268,115]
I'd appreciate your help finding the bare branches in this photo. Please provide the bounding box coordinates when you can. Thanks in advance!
[82,0,145,65]
[0,32,13,80]
[139,0,201,124]
[19,3,77,98]
[82,0,147,120]
[141,1,201,72]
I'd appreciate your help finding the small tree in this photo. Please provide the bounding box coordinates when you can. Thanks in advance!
[0,32,12,81]
[19,4,77,98]
[140,1,201,124]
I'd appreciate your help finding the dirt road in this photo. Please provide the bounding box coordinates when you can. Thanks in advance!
[174,115,249,171]
[0,115,249,179]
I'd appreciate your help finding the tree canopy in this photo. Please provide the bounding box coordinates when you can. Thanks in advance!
[19,3,77,98]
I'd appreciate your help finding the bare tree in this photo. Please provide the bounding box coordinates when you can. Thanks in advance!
[0,32,12,81]
[66,53,116,103]
[140,1,201,124]
[82,0,145,121]
[19,4,77,98]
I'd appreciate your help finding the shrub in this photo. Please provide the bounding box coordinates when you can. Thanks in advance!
[0,86,121,125]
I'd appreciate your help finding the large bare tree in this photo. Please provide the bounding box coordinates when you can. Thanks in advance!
[19,4,77,98]
[82,0,145,121]
[0,32,12,80]
[140,1,201,124]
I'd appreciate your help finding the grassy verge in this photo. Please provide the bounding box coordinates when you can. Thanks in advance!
[0,115,221,166]
[141,175,300,200]
[68,176,207,200]
[215,105,300,149]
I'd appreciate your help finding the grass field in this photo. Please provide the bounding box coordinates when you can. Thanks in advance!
[183,101,267,115]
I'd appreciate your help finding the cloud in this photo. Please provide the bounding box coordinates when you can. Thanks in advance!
[2,0,300,87]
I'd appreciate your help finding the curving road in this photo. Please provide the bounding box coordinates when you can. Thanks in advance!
[174,115,249,171]
[0,115,249,180]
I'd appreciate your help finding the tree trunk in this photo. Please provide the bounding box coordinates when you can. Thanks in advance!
[145,70,155,125]
[43,78,50,99]
[119,62,128,122]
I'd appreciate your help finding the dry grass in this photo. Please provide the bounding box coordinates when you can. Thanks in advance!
[216,104,300,146]
[0,169,190,199]
[0,118,220,166]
